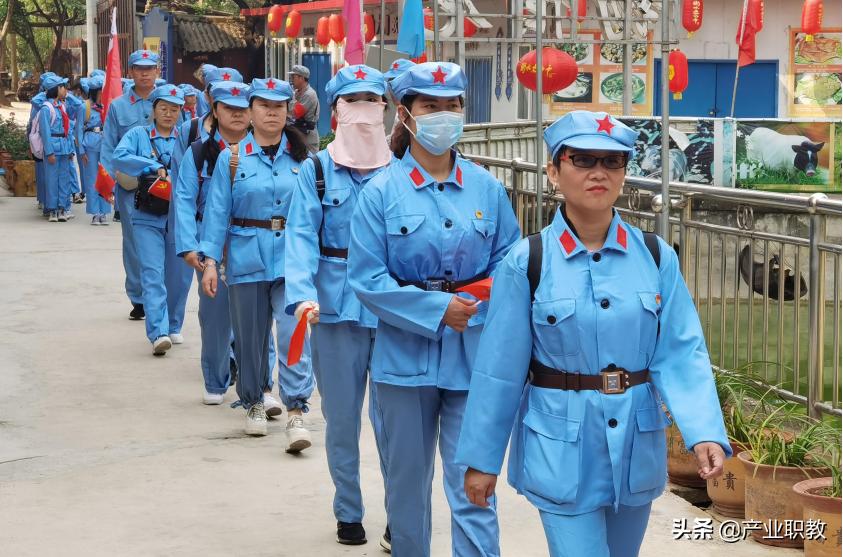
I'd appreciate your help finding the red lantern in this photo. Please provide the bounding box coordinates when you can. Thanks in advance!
[285,10,302,40]
[668,49,689,100]
[329,14,345,43]
[316,16,331,47]
[515,48,578,94]
[424,7,434,31]
[267,4,283,34]
[565,0,587,23]
[463,18,478,38]
[364,13,376,43]
[802,0,823,42]
[682,0,703,37]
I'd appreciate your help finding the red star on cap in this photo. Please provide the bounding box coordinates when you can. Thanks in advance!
[354,67,367,80]
[170,88,178,95]
[231,87,241,96]
[431,66,447,84]
[222,72,231,81]
[141,52,150,58]
[596,115,614,134]
[266,79,276,89]
[392,62,400,70]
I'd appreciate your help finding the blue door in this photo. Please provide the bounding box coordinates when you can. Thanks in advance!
[654,60,777,118]
[463,57,492,124]
[302,53,332,137]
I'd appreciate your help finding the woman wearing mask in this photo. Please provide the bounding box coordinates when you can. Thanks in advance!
[199,78,315,449]
[38,74,74,223]
[456,111,729,557]
[347,62,521,557]
[76,75,112,225]
[112,84,188,355]
[285,65,391,548]
[175,81,250,405]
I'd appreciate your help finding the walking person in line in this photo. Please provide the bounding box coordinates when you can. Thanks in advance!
[76,74,112,225]
[38,74,74,223]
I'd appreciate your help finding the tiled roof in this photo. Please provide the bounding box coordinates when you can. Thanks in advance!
[176,14,248,53]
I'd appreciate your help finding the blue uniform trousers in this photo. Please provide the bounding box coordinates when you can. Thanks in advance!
[228,280,314,411]
[115,186,143,305]
[374,383,499,557]
[35,159,45,207]
[195,268,232,394]
[80,151,111,215]
[165,229,193,335]
[311,322,387,523]
[539,503,652,557]
[43,154,72,212]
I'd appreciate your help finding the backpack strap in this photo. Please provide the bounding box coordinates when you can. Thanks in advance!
[85,100,91,123]
[309,153,325,201]
[643,231,661,269]
[228,142,239,183]
[188,117,200,146]
[190,139,204,177]
[527,233,543,302]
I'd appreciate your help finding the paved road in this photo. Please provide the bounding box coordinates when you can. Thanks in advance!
[0,198,797,557]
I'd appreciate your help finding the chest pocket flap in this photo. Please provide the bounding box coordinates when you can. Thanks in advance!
[386,214,426,236]
[472,218,496,239]
[531,298,575,327]
[234,166,258,183]
[523,408,581,442]
[322,187,352,207]
[638,292,660,317]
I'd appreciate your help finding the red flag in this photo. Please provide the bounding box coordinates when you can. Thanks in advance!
[343,0,365,65]
[736,0,763,67]
[94,162,116,203]
[148,178,172,201]
[287,308,312,367]
[101,7,123,118]
[456,277,494,302]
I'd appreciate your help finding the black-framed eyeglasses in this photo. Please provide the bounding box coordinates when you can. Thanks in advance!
[561,153,628,170]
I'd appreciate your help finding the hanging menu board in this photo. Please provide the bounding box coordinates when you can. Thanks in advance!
[788,27,842,118]
[549,30,654,117]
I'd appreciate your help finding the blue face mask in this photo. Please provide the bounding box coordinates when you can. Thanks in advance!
[404,110,465,155]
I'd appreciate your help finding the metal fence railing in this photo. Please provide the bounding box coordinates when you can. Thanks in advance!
[462,153,843,418]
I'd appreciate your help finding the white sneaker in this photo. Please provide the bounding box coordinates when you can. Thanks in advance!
[203,391,224,405]
[263,392,283,418]
[170,333,184,344]
[66,211,76,220]
[285,414,311,453]
[57,210,68,222]
[152,335,172,356]
[99,214,109,225]
[245,403,267,436]
[48,211,58,222]
[91,216,100,226]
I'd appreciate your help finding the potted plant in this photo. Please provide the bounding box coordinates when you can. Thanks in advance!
[739,404,832,548]
[793,419,842,557]
[0,115,34,196]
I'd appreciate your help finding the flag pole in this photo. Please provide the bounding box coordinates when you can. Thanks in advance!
[731,0,749,118]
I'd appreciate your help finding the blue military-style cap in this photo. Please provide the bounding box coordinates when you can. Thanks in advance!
[150,83,185,106]
[249,77,293,102]
[210,81,250,108]
[201,64,218,83]
[206,67,244,86]
[389,61,467,101]
[89,69,106,78]
[128,49,159,67]
[543,110,637,158]
[325,65,386,104]
[38,72,57,91]
[178,83,199,97]
[384,58,416,81]
[80,77,90,95]
[42,74,69,91]
[87,75,105,90]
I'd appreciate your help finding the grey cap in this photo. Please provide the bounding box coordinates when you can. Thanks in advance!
[288,65,310,79]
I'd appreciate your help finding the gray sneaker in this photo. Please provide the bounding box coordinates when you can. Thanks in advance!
[285,415,311,453]
[245,402,267,436]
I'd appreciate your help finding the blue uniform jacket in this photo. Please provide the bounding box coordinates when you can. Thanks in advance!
[112,124,178,229]
[38,99,74,157]
[347,149,521,390]
[101,88,154,177]
[198,133,304,285]
[284,150,386,328]
[75,100,104,157]
[455,209,731,515]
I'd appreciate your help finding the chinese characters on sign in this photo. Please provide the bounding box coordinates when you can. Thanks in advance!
[671,518,830,544]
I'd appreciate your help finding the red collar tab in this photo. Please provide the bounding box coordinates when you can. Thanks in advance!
[455,165,463,186]
[431,66,447,84]
[616,224,627,249]
[560,230,577,255]
[245,142,254,155]
[596,115,614,134]
[409,167,425,186]
[130,95,137,104]
[354,67,367,80]
[150,127,157,138]
[218,139,226,150]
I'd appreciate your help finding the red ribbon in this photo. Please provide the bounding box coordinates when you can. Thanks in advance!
[456,277,494,302]
[57,102,70,137]
[287,308,312,366]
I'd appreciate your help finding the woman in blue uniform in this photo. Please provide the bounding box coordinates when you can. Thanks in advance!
[38,74,76,223]
[284,64,391,548]
[456,111,729,557]
[76,74,112,225]
[347,62,521,557]
[199,78,315,448]
[112,84,189,356]
[175,80,250,405]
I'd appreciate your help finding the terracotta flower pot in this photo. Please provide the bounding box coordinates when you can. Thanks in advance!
[738,451,830,548]
[666,423,705,488]
[12,160,36,197]
[793,477,842,557]
[707,441,747,517]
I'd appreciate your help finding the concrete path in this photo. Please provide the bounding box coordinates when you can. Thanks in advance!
[0,198,798,557]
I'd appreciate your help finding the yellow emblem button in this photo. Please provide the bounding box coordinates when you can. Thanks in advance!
[475,210,483,219]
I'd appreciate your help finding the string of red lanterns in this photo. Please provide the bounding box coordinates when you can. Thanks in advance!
[801,0,824,42]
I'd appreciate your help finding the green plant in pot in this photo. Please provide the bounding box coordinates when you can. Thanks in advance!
[738,403,833,548]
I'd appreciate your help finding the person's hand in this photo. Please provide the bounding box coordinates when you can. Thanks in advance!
[693,442,726,480]
[184,251,204,272]
[81,154,89,166]
[157,167,168,179]
[464,468,497,507]
[443,296,479,332]
[47,154,56,164]
[295,301,320,325]
[202,263,218,298]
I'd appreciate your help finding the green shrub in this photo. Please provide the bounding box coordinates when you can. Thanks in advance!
[319,131,334,150]
[0,115,31,160]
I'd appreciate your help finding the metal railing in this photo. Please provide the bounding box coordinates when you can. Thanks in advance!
[463,153,843,418]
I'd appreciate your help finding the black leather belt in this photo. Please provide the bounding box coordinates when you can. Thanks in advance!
[51,133,67,137]
[231,216,286,231]
[529,360,649,395]
[394,273,487,293]
[321,246,348,259]
[85,127,102,133]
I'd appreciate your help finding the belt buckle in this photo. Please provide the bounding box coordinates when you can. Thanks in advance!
[602,370,626,394]
[425,279,445,291]
[271,217,283,231]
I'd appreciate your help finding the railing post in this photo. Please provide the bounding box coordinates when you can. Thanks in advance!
[807,193,827,418]
[512,158,524,232]
[678,195,692,278]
